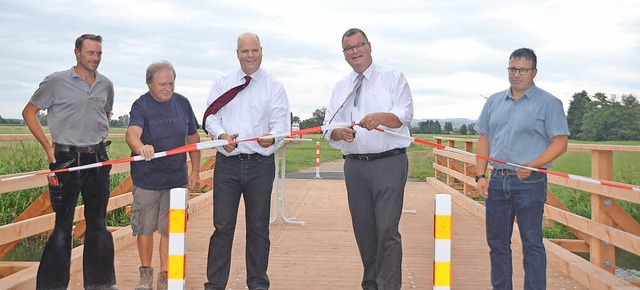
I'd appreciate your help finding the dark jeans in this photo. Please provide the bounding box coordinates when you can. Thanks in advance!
[485,171,547,290]
[205,152,275,290]
[36,146,116,289]
[344,152,408,290]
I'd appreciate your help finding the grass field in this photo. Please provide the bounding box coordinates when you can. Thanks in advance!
[1,126,639,268]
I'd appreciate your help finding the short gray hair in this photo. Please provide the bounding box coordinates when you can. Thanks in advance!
[342,28,369,43]
[146,60,176,84]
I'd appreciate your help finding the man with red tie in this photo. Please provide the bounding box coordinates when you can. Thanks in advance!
[202,32,290,290]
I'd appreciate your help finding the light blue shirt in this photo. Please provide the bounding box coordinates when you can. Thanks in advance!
[475,83,569,169]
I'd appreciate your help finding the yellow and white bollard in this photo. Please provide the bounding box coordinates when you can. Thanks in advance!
[314,141,321,178]
[168,188,188,289]
[433,194,451,290]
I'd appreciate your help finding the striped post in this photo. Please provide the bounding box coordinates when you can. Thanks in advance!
[314,141,321,178]
[433,194,452,290]
[168,188,188,289]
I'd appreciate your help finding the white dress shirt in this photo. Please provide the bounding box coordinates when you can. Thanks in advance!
[324,63,414,154]
[205,68,290,156]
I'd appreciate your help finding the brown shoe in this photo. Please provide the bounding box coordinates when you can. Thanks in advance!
[135,266,154,290]
[157,271,168,290]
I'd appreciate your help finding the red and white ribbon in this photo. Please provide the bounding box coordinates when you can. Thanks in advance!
[369,125,640,192]
[0,123,352,183]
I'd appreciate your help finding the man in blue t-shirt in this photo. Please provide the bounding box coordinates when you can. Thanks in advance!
[125,60,201,290]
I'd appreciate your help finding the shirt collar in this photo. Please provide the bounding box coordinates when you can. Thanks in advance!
[351,62,374,82]
[240,68,262,84]
[69,66,103,81]
[507,82,537,100]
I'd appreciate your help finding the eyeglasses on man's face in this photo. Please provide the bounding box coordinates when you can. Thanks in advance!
[507,67,535,75]
[343,41,368,53]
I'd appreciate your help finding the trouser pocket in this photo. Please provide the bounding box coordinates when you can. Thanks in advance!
[48,173,64,212]
[48,152,75,212]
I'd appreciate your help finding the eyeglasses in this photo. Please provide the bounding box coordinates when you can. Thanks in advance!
[507,67,535,75]
[343,41,368,53]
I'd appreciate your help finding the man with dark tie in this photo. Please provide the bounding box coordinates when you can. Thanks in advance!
[202,32,290,290]
[323,28,414,290]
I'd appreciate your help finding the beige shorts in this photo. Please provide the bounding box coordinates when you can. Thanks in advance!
[131,185,186,236]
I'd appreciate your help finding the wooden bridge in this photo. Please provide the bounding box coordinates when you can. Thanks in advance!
[0,135,639,289]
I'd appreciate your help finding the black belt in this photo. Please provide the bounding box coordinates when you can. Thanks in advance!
[221,152,263,160]
[54,142,104,154]
[344,148,406,162]
[493,169,518,176]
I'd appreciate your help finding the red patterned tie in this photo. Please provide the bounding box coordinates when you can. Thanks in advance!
[202,75,251,134]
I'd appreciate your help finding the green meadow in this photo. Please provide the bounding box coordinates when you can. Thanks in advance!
[0,127,638,270]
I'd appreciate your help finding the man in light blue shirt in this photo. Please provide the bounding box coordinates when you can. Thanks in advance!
[475,48,569,290]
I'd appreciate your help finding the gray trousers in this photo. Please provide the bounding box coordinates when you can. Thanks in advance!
[344,152,408,290]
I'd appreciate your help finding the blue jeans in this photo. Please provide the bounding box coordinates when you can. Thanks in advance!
[485,171,547,290]
[37,145,116,289]
[205,152,275,290]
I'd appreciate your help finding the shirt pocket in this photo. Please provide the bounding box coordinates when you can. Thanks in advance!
[250,95,271,129]
[516,103,545,133]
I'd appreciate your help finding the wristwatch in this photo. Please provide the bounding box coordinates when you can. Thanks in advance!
[475,174,486,182]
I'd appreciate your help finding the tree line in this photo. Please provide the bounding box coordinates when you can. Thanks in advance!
[5,91,638,141]
[567,91,640,141]
[291,107,478,135]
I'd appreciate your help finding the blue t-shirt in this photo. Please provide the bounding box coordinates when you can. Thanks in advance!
[475,83,569,169]
[129,92,199,190]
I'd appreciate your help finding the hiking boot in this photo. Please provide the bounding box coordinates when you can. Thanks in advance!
[157,271,168,290]
[135,266,154,290]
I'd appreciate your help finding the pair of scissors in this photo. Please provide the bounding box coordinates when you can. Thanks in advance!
[350,112,356,138]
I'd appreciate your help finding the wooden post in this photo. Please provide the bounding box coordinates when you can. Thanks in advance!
[446,140,455,187]
[589,149,615,274]
[435,137,443,179]
[463,141,474,197]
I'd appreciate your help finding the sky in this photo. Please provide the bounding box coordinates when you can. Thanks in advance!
[1,0,639,123]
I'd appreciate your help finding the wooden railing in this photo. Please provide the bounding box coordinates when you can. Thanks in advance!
[430,136,640,289]
[0,134,216,288]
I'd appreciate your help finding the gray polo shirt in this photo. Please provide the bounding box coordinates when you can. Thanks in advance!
[30,67,114,146]
[475,83,569,169]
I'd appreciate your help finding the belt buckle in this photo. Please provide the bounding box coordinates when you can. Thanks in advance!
[78,146,97,154]
[358,155,370,161]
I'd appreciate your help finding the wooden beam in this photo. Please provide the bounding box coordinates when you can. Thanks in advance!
[546,190,592,244]
[590,150,616,274]
[548,239,590,252]
[599,197,640,236]
[0,262,38,279]
[427,177,637,290]
[544,205,640,256]
[0,194,133,245]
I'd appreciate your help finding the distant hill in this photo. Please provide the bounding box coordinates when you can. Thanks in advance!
[410,118,476,129]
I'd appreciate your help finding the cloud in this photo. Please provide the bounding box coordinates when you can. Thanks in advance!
[1,0,639,125]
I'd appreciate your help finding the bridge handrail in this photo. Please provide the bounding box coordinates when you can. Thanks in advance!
[432,136,640,286]
[0,134,216,251]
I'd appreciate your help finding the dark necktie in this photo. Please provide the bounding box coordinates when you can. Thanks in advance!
[321,74,365,138]
[351,74,365,106]
[202,75,251,134]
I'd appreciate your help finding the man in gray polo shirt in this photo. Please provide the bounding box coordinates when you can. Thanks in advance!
[22,34,117,290]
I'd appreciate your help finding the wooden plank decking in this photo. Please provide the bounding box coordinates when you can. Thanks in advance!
[63,175,586,289]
